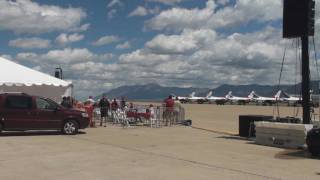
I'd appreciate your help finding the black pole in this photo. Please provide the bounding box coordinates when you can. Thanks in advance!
[301,35,311,124]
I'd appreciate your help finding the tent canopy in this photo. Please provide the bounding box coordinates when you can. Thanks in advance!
[0,57,73,102]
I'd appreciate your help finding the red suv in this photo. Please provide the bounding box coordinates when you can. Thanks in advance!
[0,93,89,135]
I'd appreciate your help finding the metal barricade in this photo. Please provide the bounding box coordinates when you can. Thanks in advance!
[93,104,186,128]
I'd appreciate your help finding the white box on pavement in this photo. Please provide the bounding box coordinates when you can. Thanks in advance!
[254,122,313,148]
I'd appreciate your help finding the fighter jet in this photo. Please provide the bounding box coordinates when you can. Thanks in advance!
[225,91,252,105]
[281,90,302,106]
[186,91,211,104]
[171,94,188,103]
[205,91,228,105]
[249,90,282,105]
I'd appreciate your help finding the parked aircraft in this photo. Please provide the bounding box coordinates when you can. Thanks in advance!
[225,91,252,105]
[250,90,282,105]
[186,91,211,104]
[281,91,301,106]
[206,91,228,105]
[172,92,198,103]
[171,94,188,103]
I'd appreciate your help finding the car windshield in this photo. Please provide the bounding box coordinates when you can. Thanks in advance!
[46,98,63,109]
[36,97,59,110]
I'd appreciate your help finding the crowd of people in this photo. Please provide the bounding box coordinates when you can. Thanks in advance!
[59,94,183,128]
[163,95,183,126]
[60,95,127,127]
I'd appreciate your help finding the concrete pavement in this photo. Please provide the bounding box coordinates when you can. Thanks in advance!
[0,126,319,180]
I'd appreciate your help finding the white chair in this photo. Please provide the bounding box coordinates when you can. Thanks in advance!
[150,107,160,128]
[120,109,131,128]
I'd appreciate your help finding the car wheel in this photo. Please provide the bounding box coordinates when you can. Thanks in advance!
[62,120,79,135]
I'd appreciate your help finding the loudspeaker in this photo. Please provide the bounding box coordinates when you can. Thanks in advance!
[55,70,61,79]
[239,115,273,137]
[55,68,63,79]
[283,0,315,38]
[306,128,320,156]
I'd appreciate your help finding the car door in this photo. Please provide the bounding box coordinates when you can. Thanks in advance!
[2,95,35,130]
[34,97,62,129]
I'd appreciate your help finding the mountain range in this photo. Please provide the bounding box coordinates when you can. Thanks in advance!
[99,81,320,100]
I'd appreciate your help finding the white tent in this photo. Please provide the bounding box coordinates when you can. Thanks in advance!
[0,57,73,102]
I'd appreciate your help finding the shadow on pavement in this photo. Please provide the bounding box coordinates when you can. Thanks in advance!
[217,135,320,160]
[274,149,320,160]
[0,131,86,137]
[216,135,252,141]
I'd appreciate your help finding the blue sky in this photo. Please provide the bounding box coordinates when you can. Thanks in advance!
[0,0,319,98]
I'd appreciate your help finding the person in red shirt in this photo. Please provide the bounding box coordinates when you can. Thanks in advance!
[163,95,175,126]
[111,98,119,111]
[84,101,95,127]
[164,95,174,111]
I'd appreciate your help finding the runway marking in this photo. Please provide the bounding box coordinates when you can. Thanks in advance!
[69,136,281,180]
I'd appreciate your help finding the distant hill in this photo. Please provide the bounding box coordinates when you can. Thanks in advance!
[98,83,209,100]
[98,81,320,100]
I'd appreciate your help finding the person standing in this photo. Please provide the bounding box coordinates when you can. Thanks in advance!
[99,95,110,127]
[110,99,119,123]
[84,101,95,127]
[120,96,126,110]
[61,96,72,108]
[164,95,175,126]
[174,97,182,123]
[111,98,119,111]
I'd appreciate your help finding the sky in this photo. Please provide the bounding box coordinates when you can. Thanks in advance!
[1,0,320,99]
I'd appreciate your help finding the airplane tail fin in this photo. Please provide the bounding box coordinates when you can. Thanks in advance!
[248,91,255,99]
[189,92,195,97]
[274,90,282,99]
[206,91,212,98]
[225,91,232,98]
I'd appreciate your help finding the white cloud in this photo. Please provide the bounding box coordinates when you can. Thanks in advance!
[146,0,190,5]
[0,0,87,34]
[55,33,84,46]
[44,48,95,64]
[108,9,118,19]
[129,6,161,17]
[217,0,230,5]
[0,54,13,60]
[117,26,296,89]
[129,6,148,17]
[16,48,114,65]
[116,41,131,49]
[119,49,171,66]
[15,52,39,64]
[92,35,120,46]
[71,23,90,32]
[107,0,123,20]
[146,0,282,32]
[107,0,123,8]
[9,37,51,49]
[146,29,217,54]
[15,49,115,98]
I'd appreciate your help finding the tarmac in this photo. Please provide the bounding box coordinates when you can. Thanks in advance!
[0,104,319,180]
